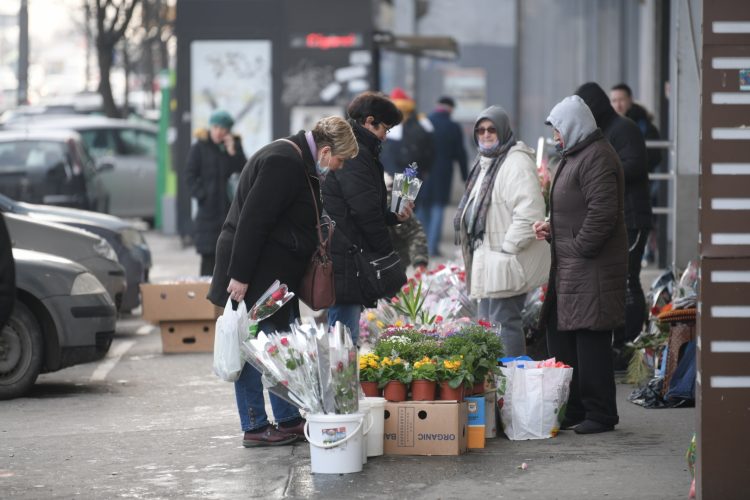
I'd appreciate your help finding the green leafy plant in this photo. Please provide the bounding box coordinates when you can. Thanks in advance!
[389,280,437,325]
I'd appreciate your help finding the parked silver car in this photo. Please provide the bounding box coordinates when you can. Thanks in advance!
[16,116,158,223]
[0,194,151,312]
[4,212,127,310]
[0,129,110,212]
[0,248,117,399]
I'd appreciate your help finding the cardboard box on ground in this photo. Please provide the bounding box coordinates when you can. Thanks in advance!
[140,280,219,353]
[383,401,469,456]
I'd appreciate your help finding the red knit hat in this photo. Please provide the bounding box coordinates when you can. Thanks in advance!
[390,87,412,101]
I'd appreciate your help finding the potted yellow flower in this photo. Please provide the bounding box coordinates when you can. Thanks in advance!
[436,354,473,401]
[358,353,382,397]
[380,356,412,402]
[411,356,438,401]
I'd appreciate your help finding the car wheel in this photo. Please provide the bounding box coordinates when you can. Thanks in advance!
[0,302,43,400]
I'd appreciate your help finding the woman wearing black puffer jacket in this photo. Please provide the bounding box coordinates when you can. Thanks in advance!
[322,92,411,344]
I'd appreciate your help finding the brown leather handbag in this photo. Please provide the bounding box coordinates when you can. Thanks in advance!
[279,139,336,310]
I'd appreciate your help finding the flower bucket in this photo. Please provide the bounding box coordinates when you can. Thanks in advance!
[364,397,386,457]
[304,412,365,474]
[360,381,380,397]
[358,400,376,464]
[439,381,465,402]
[411,379,436,401]
[383,380,407,402]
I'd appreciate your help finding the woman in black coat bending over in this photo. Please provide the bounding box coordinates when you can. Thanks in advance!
[208,116,358,447]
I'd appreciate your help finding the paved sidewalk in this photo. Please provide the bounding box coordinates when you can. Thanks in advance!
[142,229,694,499]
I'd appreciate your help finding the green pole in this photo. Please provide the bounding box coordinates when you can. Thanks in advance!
[155,69,173,229]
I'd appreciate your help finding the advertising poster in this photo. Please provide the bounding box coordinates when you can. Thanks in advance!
[443,68,488,122]
[191,40,272,157]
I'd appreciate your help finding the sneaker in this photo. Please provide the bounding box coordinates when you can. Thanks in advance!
[573,419,614,434]
[242,425,297,447]
[278,418,307,441]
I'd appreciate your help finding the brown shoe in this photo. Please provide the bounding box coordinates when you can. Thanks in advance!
[242,425,297,447]
[278,419,307,441]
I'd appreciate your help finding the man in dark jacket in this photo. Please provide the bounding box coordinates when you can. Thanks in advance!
[322,92,411,344]
[418,96,468,257]
[380,87,436,179]
[610,83,662,265]
[575,82,651,350]
[185,110,247,276]
[535,95,626,434]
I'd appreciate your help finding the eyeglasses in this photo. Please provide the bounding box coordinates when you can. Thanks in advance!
[475,126,497,136]
[378,122,392,134]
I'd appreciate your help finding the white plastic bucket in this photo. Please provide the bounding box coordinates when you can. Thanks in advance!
[365,397,386,457]
[358,400,375,464]
[304,412,365,474]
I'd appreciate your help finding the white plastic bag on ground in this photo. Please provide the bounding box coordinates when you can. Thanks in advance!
[213,299,249,382]
[498,360,573,440]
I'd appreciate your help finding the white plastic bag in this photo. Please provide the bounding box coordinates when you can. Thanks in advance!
[213,299,249,382]
[499,361,573,440]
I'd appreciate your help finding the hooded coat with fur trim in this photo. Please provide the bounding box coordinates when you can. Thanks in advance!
[185,129,246,255]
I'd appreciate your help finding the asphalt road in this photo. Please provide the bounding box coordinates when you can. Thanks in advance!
[0,230,695,499]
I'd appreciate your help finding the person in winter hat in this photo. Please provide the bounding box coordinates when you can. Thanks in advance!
[534,95,627,434]
[380,87,436,179]
[185,109,247,276]
[454,105,550,357]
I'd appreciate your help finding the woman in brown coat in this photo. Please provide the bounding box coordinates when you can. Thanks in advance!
[534,95,627,434]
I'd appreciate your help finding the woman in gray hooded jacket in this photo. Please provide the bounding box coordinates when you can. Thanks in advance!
[534,95,627,434]
[455,105,550,357]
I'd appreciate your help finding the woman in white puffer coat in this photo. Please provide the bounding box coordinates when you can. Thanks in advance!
[454,105,550,356]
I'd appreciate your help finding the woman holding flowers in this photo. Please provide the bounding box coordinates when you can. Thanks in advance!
[208,117,358,447]
[454,106,550,357]
[323,92,413,345]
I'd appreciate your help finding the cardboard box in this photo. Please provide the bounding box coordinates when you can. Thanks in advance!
[468,425,486,449]
[466,396,486,426]
[383,401,468,456]
[485,391,498,438]
[140,281,217,322]
[160,320,215,353]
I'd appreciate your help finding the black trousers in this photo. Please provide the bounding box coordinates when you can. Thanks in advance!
[200,253,216,277]
[614,228,648,344]
[547,309,619,426]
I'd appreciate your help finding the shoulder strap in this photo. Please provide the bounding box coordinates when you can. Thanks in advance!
[276,138,330,248]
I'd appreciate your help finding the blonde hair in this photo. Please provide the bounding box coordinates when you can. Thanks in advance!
[311,116,358,159]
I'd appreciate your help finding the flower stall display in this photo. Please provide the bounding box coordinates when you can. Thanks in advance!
[359,261,475,345]
[239,320,359,415]
[390,162,423,215]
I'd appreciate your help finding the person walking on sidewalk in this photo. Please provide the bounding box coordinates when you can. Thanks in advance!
[534,95,626,434]
[575,82,651,359]
[185,110,247,276]
[207,117,358,447]
[419,96,468,257]
[455,105,550,358]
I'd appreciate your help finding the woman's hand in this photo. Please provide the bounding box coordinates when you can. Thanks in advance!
[227,278,248,302]
[224,134,236,156]
[395,201,414,222]
[533,220,550,241]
